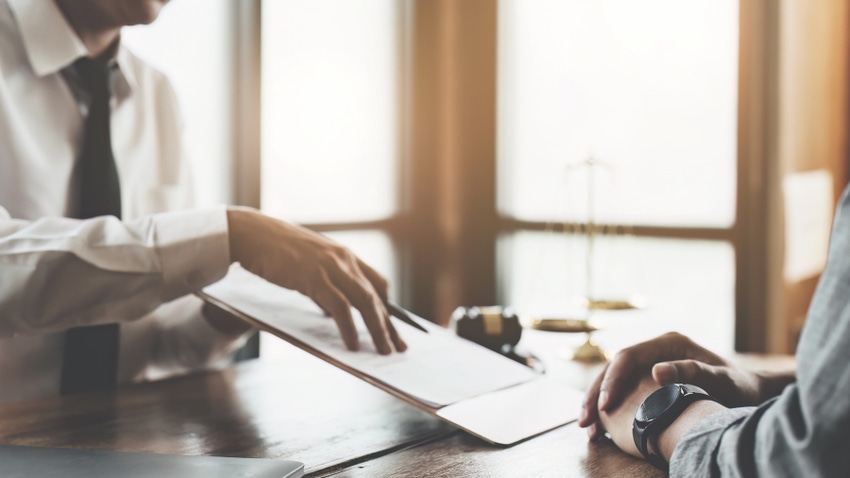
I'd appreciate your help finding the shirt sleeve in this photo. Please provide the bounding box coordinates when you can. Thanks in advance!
[669,185,850,478]
[0,205,231,337]
[670,376,850,478]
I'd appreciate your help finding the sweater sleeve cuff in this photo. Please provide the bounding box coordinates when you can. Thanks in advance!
[669,407,754,477]
[154,206,230,301]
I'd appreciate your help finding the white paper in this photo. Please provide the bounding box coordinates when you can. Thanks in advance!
[783,170,834,282]
[436,376,583,445]
[203,267,537,408]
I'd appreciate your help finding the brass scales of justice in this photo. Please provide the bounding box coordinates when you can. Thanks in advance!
[523,157,648,363]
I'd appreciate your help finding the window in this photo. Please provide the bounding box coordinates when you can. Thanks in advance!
[128,0,742,357]
[122,0,234,207]
[260,0,402,359]
[497,0,740,353]
[260,0,399,225]
[126,1,840,358]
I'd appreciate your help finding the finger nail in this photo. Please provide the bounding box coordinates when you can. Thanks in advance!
[598,391,608,410]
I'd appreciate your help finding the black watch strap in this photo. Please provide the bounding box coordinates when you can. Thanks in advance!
[632,383,717,470]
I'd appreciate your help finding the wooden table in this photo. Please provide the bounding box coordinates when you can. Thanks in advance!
[0,331,793,477]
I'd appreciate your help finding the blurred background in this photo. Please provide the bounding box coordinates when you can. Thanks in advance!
[122,0,849,359]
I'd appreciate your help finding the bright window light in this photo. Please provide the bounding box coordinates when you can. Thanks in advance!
[259,1,400,360]
[498,0,739,227]
[261,0,399,224]
[122,0,233,207]
[500,232,735,354]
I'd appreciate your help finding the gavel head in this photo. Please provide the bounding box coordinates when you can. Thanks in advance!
[453,306,523,351]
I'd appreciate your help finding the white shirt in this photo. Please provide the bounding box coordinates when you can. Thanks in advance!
[0,0,243,403]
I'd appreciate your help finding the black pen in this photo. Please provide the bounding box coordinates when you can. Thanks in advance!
[385,301,429,333]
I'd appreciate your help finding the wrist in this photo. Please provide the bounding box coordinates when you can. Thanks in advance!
[633,383,723,469]
[154,208,231,300]
[657,399,726,461]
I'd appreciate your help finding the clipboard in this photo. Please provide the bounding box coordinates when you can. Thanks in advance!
[200,267,582,446]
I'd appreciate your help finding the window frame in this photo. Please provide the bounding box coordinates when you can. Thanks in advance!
[398,0,750,337]
[244,0,782,352]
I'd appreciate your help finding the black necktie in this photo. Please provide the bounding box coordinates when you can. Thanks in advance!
[60,57,121,395]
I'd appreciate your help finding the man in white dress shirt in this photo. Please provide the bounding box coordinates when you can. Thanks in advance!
[0,0,405,403]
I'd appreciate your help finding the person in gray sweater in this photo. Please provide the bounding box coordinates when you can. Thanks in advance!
[578,184,850,477]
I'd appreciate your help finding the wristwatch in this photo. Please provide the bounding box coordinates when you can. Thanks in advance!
[632,383,717,470]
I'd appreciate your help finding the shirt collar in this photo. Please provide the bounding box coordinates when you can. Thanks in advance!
[7,0,135,101]
[7,0,88,77]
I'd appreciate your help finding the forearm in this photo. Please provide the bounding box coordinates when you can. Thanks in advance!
[655,367,796,465]
[0,207,229,335]
[658,400,728,461]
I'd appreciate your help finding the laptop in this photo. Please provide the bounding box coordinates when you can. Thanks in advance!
[0,446,304,478]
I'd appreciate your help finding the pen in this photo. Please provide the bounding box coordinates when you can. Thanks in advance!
[385,301,429,334]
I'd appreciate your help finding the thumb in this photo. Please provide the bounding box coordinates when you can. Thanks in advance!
[652,359,718,387]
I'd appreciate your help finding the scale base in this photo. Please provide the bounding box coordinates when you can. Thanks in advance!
[560,335,609,363]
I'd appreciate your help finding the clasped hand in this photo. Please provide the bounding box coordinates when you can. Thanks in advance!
[578,332,778,455]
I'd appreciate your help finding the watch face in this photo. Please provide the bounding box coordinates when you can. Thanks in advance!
[636,384,682,423]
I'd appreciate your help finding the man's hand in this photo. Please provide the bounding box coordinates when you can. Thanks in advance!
[579,332,790,439]
[226,207,406,355]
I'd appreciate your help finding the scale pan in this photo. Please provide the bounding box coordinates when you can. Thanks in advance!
[583,295,649,311]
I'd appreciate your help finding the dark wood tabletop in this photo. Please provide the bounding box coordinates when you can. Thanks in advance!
[0,331,794,477]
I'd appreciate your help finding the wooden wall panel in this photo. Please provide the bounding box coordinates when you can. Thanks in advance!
[407,0,499,325]
[769,0,849,353]
[737,0,849,353]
